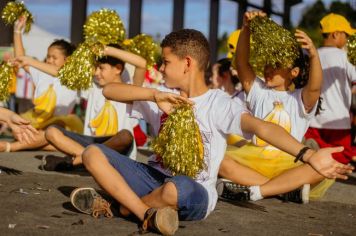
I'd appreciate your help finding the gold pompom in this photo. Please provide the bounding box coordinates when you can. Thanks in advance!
[1,1,34,33]
[151,104,205,178]
[0,62,15,101]
[58,42,103,90]
[250,16,300,77]
[347,34,356,66]
[122,34,158,68]
[84,8,126,45]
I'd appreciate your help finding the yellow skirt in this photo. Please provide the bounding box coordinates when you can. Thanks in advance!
[21,109,84,134]
[225,143,334,199]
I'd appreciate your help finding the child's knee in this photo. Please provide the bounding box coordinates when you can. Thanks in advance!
[161,182,178,206]
[45,126,62,142]
[82,145,101,167]
[117,129,134,144]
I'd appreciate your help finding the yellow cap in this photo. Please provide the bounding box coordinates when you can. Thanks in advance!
[227,29,241,58]
[320,13,356,36]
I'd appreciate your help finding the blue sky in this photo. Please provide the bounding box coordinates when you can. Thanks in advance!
[21,0,346,40]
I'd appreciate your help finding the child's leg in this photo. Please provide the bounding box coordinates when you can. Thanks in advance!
[0,130,51,152]
[45,126,87,165]
[102,129,134,154]
[259,163,323,198]
[82,145,150,220]
[219,156,269,186]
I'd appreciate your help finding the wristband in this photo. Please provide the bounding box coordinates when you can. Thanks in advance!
[294,147,310,163]
[14,30,21,34]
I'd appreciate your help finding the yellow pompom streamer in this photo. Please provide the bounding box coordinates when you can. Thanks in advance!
[347,34,356,66]
[0,62,15,101]
[59,9,125,91]
[122,34,159,68]
[151,105,205,178]
[84,8,126,45]
[249,16,300,77]
[1,1,34,33]
[58,42,103,90]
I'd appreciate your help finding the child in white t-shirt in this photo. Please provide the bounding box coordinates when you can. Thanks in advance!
[219,11,330,203]
[42,44,147,171]
[0,17,80,153]
[67,29,352,235]
[304,13,356,164]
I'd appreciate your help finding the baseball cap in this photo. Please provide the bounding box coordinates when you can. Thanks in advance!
[320,13,356,36]
[227,29,241,58]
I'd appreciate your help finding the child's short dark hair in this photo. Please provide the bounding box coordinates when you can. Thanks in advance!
[161,29,210,71]
[49,39,76,57]
[97,44,125,70]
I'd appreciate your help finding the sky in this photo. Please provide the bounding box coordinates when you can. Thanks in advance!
[19,0,350,40]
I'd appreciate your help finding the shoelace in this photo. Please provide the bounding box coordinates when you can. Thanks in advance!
[91,197,113,218]
[140,208,157,234]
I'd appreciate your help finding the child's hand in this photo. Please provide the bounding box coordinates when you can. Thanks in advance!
[295,29,317,58]
[154,91,194,114]
[14,56,33,68]
[243,11,266,28]
[14,16,27,33]
[8,114,39,144]
[306,147,354,179]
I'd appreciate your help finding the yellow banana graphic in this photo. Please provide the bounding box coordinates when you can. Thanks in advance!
[253,102,291,147]
[33,85,57,123]
[90,100,119,136]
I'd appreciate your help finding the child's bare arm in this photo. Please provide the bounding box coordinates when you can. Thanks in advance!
[13,17,27,71]
[103,46,147,86]
[236,11,265,94]
[240,113,354,179]
[14,56,60,76]
[103,83,192,114]
[297,30,323,112]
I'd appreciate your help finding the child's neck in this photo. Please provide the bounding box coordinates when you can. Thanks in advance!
[182,70,209,98]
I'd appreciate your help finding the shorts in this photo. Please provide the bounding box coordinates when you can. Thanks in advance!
[93,143,209,221]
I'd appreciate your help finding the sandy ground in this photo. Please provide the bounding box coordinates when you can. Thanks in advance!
[0,150,356,236]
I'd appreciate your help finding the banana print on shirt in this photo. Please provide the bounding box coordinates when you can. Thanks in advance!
[253,101,291,151]
[90,100,118,136]
[33,84,57,124]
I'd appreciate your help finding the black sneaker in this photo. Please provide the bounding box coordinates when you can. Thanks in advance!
[70,187,113,218]
[41,155,73,171]
[216,178,250,201]
[281,184,310,204]
[141,207,179,236]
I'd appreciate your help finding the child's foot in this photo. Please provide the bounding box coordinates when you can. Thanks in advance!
[0,141,11,152]
[70,187,113,218]
[41,155,73,171]
[141,207,179,236]
[281,184,310,204]
[216,178,250,201]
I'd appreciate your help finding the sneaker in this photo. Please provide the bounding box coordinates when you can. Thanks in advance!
[141,207,179,236]
[70,187,113,218]
[281,184,310,204]
[41,155,73,171]
[216,178,250,201]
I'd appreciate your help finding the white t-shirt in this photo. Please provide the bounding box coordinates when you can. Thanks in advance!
[247,78,317,142]
[81,84,133,136]
[29,67,77,116]
[81,84,136,159]
[309,47,356,129]
[132,89,251,218]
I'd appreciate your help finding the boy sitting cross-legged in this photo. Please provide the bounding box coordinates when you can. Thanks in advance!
[69,29,353,235]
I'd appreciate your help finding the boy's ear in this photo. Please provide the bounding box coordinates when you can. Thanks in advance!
[184,56,192,73]
[114,64,123,74]
[290,67,300,79]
